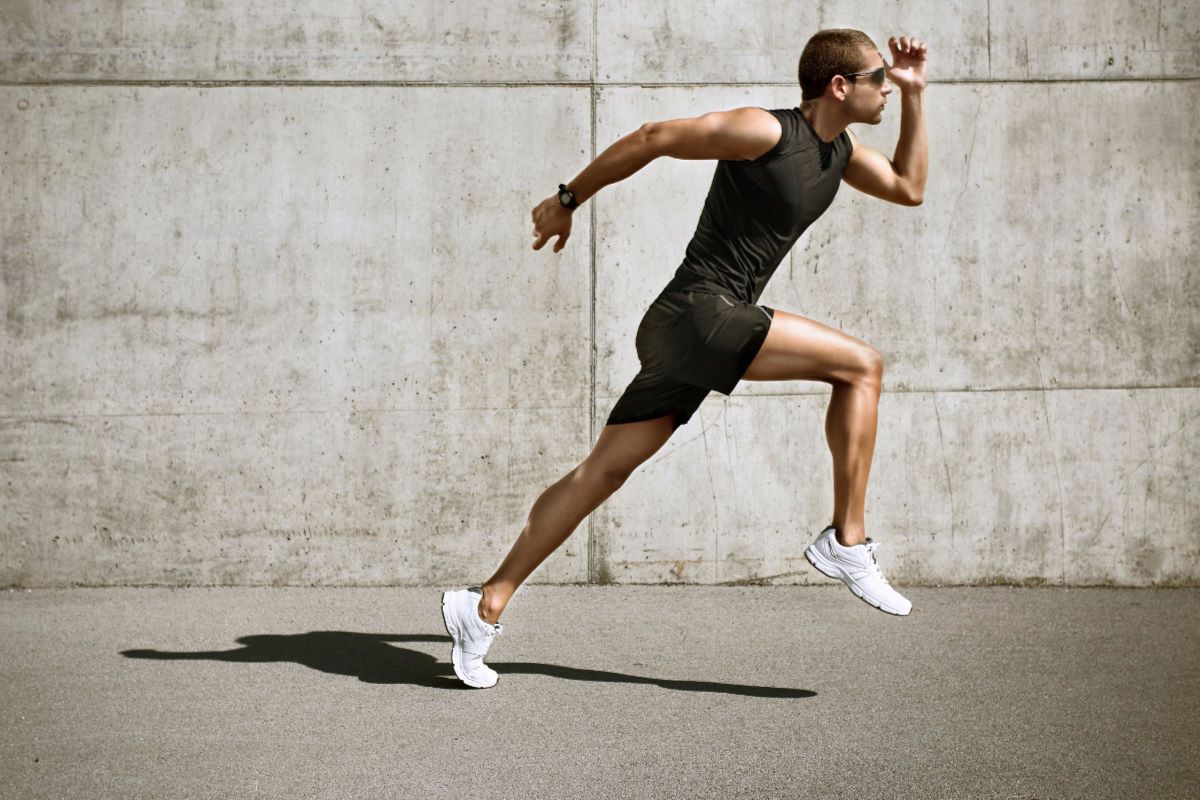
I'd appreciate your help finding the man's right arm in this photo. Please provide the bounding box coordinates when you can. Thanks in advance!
[531,107,780,252]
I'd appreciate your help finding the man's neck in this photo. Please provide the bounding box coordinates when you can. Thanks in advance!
[799,100,845,145]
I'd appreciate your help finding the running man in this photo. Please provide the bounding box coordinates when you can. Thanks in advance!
[442,30,929,688]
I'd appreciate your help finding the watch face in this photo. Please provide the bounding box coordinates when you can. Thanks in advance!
[559,191,572,204]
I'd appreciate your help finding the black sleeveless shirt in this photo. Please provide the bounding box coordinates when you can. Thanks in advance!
[659,106,853,304]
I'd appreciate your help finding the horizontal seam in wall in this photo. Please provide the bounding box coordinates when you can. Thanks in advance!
[8,582,1196,589]
[0,406,585,420]
[1,77,1198,88]
[0,384,1196,420]
[749,382,1200,394]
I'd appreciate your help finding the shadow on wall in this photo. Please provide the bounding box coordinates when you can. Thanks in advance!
[120,630,815,697]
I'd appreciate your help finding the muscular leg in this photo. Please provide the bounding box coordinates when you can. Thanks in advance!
[741,309,884,547]
[477,412,679,624]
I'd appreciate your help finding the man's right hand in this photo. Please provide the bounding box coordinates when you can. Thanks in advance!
[531,195,573,252]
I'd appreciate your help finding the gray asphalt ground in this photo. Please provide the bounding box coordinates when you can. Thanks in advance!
[1,585,1197,799]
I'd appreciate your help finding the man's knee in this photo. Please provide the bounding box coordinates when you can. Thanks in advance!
[858,346,884,385]
[576,459,632,489]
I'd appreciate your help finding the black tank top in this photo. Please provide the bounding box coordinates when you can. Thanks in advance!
[660,106,853,304]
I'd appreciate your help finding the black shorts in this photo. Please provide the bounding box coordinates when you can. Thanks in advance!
[606,290,775,429]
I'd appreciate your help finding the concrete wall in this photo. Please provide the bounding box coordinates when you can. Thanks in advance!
[1,2,1196,587]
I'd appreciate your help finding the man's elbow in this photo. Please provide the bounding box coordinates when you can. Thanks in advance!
[638,122,663,160]
[900,182,924,206]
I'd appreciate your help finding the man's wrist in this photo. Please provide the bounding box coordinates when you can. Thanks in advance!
[557,183,581,210]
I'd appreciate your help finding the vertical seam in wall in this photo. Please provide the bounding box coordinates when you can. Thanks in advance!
[986,0,992,79]
[586,0,598,584]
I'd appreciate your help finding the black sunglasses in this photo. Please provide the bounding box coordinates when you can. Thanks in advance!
[841,53,891,85]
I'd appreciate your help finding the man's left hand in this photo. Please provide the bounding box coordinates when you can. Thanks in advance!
[886,36,928,93]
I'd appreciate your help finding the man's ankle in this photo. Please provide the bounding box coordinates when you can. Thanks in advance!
[834,527,866,548]
[477,586,503,625]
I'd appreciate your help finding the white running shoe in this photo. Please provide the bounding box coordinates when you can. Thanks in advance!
[441,586,504,688]
[804,525,912,616]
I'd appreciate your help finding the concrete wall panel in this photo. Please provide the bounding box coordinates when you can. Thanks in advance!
[595,82,1199,402]
[596,1,989,83]
[1,86,591,416]
[800,81,1199,392]
[0,1,591,82]
[597,1,1199,84]
[1,85,594,587]
[0,406,588,586]
[989,1,1200,79]
[591,388,1197,586]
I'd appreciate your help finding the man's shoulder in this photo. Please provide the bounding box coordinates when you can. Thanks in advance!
[712,106,787,163]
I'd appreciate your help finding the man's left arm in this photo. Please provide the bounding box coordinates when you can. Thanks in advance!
[843,35,928,206]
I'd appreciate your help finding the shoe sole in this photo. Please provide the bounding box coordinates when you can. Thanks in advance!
[804,544,911,616]
[440,591,497,689]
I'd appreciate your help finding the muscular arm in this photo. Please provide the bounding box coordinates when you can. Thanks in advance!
[891,90,928,202]
[843,90,927,206]
[561,108,781,205]
[531,108,778,252]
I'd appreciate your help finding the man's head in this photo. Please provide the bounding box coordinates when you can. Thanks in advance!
[799,28,892,122]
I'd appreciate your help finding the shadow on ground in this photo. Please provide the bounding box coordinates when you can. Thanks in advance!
[121,631,815,698]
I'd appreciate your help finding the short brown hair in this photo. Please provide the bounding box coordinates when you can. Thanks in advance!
[798,29,878,101]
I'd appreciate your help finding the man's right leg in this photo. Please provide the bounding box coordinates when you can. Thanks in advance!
[476,411,679,624]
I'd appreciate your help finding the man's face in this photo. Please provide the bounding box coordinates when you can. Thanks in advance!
[847,46,893,124]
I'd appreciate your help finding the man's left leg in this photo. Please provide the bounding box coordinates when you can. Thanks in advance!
[742,308,883,546]
[742,308,911,615]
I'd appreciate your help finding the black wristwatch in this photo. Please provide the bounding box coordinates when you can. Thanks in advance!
[557,183,579,210]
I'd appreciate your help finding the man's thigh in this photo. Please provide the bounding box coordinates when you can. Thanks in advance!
[741,308,880,384]
[587,411,680,482]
